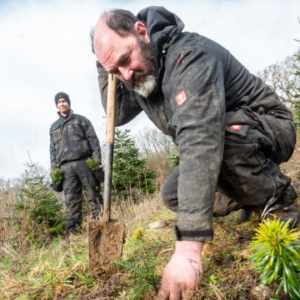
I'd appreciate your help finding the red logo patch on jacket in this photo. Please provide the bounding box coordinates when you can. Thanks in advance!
[175,91,187,106]
[230,125,242,131]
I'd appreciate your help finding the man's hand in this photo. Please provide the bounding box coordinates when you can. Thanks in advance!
[158,241,204,300]
[51,182,63,193]
[95,165,104,183]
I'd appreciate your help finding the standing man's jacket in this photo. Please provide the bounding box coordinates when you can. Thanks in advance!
[50,110,101,171]
[96,6,293,240]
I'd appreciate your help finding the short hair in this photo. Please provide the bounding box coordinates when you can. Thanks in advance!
[90,9,141,54]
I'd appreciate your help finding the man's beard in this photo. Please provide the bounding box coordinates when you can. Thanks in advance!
[126,38,157,98]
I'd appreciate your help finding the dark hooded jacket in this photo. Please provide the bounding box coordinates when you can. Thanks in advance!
[50,110,101,171]
[96,6,293,240]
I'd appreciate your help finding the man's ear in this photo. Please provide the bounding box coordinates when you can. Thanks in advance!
[134,22,150,44]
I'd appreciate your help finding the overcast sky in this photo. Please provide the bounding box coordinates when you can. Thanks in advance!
[0,0,299,179]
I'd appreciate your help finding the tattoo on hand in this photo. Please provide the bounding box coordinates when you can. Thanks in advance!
[187,258,202,280]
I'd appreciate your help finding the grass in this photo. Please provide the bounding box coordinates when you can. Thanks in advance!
[1,133,300,299]
[1,196,300,299]
[0,236,96,299]
[0,197,262,299]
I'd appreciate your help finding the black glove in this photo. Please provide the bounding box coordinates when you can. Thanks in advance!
[95,169,105,184]
[51,182,63,193]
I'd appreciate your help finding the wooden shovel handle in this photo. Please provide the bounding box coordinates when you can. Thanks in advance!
[105,74,117,143]
[103,74,117,224]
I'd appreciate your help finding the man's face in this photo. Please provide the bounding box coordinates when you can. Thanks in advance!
[57,98,70,116]
[94,22,157,98]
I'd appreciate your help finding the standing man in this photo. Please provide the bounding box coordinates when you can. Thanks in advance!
[50,92,103,234]
[91,7,299,299]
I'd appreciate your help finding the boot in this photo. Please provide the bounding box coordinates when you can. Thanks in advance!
[240,204,266,222]
[241,209,251,222]
[264,198,300,229]
[262,185,300,229]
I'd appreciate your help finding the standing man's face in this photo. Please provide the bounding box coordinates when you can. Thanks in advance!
[93,21,157,98]
[57,98,70,116]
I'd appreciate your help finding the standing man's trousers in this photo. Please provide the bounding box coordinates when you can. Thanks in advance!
[61,158,103,233]
[162,107,297,218]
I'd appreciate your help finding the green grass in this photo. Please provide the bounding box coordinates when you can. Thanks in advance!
[0,235,99,300]
[1,193,300,299]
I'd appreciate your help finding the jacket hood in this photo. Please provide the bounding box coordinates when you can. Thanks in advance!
[136,6,184,78]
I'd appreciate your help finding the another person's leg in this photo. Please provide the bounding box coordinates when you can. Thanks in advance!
[76,159,103,220]
[61,161,83,234]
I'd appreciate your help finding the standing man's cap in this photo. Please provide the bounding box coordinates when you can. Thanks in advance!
[54,92,71,107]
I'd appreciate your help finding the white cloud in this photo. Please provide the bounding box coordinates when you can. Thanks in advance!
[0,0,299,178]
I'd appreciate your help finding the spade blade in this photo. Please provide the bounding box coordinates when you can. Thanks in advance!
[89,220,125,276]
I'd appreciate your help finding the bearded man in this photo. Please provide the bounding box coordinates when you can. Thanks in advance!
[91,7,299,299]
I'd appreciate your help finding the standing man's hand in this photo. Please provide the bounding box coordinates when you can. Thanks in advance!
[51,182,63,193]
[158,241,204,300]
[95,164,104,183]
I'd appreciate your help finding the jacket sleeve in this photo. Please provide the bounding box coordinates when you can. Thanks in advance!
[50,128,58,172]
[96,61,143,126]
[165,48,226,241]
[84,119,102,163]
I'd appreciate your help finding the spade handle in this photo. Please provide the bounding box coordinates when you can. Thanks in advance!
[103,74,117,223]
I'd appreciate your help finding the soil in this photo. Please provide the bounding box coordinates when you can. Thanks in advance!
[88,219,125,277]
[186,289,209,300]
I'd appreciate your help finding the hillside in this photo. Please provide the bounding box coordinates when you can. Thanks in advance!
[0,136,300,300]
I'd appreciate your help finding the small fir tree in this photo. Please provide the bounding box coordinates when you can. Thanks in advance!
[112,129,157,199]
[86,158,99,172]
[250,217,300,299]
[167,153,180,168]
[15,158,65,237]
[50,168,64,184]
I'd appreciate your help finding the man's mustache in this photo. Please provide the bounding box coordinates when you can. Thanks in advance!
[128,71,145,88]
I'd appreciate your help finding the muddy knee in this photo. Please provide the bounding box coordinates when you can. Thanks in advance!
[213,192,242,217]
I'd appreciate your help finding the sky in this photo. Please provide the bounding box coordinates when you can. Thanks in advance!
[0,0,299,179]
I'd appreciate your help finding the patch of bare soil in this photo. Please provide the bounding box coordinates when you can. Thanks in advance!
[83,273,129,300]
[186,289,209,300]
[89,219,125,277]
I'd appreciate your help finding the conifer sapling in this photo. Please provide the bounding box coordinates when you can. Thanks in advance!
[50,168,64,184]
[250,217,300,300]
[86,158,100,172]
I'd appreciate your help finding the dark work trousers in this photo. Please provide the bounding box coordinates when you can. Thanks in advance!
[61,158,103,233]
[161,107,297,218]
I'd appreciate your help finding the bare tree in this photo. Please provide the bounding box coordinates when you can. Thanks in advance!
[257,49,300,106]
[135,127,177,159]
[134,128,178,183]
